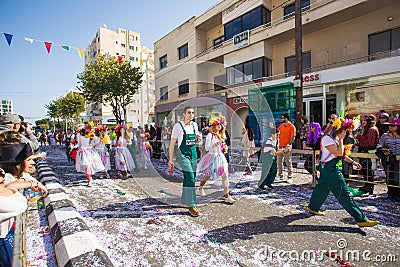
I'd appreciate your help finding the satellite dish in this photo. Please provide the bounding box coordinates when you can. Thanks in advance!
[101,24,107,28]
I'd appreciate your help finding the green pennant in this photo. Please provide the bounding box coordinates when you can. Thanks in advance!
[62,45,70,51]
[129,57,135,61]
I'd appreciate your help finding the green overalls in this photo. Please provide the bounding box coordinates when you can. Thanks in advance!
[258,138,277,188]
[308,156,368,223]
[177,122,198,207]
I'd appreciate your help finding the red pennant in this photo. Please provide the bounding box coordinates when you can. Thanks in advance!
[118,56,123,64]
[44,42,52,54]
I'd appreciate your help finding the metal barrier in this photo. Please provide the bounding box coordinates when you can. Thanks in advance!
[290,149,400,190]
[12,205,27,267]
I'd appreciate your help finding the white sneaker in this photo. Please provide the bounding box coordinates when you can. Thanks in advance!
[197,187,206,196]
[276,175,284,181]
[224,196,236,204]
[287,178,293,183]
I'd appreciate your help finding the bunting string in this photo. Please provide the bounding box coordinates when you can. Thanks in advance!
[1,31,99,59]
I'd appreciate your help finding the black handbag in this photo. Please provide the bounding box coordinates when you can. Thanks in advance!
[376,147,397,165]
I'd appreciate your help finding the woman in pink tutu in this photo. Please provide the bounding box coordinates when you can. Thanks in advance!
[114,124,136,178]
[75,124,106,186]
[196,116,235,204]
[92,125,111,178]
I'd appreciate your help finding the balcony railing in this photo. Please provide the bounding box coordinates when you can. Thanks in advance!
[196,0,337,59]
[196,49,400,96]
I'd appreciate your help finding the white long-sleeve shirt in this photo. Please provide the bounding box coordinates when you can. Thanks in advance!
[204,133,223,154]
[0,188,27,237]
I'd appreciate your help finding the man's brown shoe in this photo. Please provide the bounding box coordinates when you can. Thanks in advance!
[188,206,200,217]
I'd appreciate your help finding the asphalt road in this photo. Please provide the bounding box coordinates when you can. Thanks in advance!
[28,146,400,267]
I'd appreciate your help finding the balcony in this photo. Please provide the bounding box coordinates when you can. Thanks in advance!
[195,0,398,62]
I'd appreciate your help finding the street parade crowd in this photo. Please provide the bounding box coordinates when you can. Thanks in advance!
[1,108,400,266]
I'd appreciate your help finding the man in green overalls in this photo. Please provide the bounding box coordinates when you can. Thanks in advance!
[169,106,201,217]
[258,128,287,190]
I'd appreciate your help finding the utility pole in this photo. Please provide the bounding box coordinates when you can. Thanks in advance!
[294,0,303,141]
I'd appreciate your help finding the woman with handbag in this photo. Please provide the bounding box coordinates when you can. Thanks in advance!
[376,118,400,201]
[306,119,379,227]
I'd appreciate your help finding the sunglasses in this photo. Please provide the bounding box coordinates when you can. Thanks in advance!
[389,124,397,127]
[281,117,285,119]
[186,111,195,114]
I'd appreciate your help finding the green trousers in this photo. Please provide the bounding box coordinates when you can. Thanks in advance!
[258,154,277,188]
[177,150,197,207]
[308,157,367,222]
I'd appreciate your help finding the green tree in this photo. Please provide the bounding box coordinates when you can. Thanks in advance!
[45,92,85,129]
[77,55,143,124]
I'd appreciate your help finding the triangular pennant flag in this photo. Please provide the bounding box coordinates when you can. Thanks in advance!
[24,37,34,44]
[3,33,13,46]
[129,57,135,61]
[77,49,83,59]
[62,45,70,51]
[44,42,52,53]
[106,54,110,60]
[93,51,97,57]
[118,56,123,63]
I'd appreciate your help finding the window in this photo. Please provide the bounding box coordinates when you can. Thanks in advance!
[285,51,311,76]
[226,57,272,85]
[160,86,168,100]
[178,79,189,95]
[159,55,167,69]
[369,27,400,56]
[213,36,225,48]
[121,43,126,48]
[284,0,310,20]
[178,43,188,60]
[224,6,271,40]
[129,45,134,50]
[129,35,134,40]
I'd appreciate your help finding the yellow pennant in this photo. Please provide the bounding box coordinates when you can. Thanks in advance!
[77,48,83,59]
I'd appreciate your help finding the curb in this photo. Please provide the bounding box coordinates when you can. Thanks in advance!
[35,161,114,267]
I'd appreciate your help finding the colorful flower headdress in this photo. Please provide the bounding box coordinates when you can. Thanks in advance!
[209,115,227,127]
[95,125,108,137]
[144,133,151,138]
[332,117,360,131]
[84,121,94,132]
[115,124,127,133]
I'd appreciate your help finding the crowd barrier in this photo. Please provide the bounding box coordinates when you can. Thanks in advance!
[12,203,27,267]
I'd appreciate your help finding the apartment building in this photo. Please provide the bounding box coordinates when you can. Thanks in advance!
[154,0,400,143]
[0,98,13,115]
[85,25,155,126]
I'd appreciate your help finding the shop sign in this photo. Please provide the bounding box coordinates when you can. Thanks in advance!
[233,97,248,105]
[302,73,321,85]
[233,30,249,50]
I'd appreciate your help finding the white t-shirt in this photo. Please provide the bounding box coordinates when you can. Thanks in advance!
[171,121,199,147]
[0,188,27,237]
[320,135,337,163]
[4,172,38,186]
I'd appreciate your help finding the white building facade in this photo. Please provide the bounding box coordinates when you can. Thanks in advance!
[85,26,155,127]
[154,0,400,145]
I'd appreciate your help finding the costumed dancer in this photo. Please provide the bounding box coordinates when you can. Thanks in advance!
[93,125,111,178]
[196,115,235,204]
[306,118,379,227]
[258,128,287,190]
[140,133,152,169]
[63,129,75,162]
[75,123,106,186]
[114,124,136,178]
[168,106,202,217]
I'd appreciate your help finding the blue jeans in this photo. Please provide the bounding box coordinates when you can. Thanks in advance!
[0,227,15,267]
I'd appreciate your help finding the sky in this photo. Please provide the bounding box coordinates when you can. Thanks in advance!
[0,0,220,123]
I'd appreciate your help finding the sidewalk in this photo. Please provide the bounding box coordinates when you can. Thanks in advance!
[29,146,400,266]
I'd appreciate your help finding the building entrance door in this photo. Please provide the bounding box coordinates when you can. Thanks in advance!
[303,97,324,126]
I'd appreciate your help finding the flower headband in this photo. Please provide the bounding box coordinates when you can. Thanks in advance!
[209,115,227,127]
[115,124,127,133]
[332,117,360,131]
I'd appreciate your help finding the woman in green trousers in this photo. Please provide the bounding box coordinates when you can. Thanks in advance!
[307,119,379,227]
